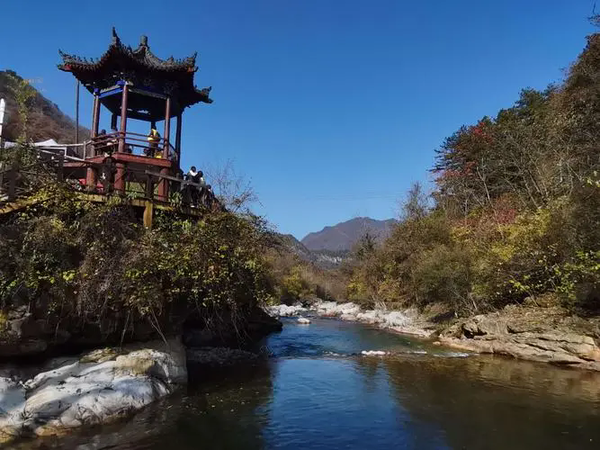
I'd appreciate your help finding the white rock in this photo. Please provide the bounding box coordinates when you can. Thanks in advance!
[340,313,358,321]
[314,301,360,317]
[0,377,27,439]
[297,317,311,324]
[356,310,385,324]
[382,311,411,328]
[0,338,186,442]
[311,301,435,337]
[266,304,307,317]
[361,350,388,356]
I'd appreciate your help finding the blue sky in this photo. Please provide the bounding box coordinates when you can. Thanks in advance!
[1,0,596,238]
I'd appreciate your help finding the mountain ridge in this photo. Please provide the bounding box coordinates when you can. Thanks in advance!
[301,216,397,252]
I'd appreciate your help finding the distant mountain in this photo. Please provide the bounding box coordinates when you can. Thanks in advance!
[301,217,397,252]
[0,70,89,143]
[277,233,314,261]
[275,233,347,269]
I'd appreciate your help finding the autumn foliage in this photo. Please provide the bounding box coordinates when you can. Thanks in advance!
[347,31,600,315]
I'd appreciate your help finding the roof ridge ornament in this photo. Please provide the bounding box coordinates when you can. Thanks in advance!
[140,35,149,48]
[111,27,121,46]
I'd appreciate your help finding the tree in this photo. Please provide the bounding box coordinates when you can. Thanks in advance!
[205,159,258,213]
[7,73,36,144]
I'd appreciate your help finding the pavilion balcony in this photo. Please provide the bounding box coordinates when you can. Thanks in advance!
[87,131,177,163]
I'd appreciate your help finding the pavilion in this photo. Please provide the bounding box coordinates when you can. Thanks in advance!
[58,28,213,202]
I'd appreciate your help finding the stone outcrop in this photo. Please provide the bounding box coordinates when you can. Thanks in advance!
[309,301,435,337]
[439,306,600,370]
[0,338,186,444]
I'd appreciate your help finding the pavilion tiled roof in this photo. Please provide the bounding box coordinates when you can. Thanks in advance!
[58,28,212,109]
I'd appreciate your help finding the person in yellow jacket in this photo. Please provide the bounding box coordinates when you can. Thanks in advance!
[146,127,161,157]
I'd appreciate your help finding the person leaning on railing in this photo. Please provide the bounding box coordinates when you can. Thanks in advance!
[146,127,161,157]
[184,166,206,206]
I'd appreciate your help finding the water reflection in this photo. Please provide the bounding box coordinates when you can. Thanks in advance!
[383,356,600,450]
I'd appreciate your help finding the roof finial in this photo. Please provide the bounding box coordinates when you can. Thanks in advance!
[111,27,121,45]
[140,35,148,47]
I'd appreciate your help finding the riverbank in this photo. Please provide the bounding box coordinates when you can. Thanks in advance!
[268,301,600,371]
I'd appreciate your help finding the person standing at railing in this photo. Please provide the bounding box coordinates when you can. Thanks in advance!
[146,127,161,157]
[96,129,107,156]
[108,127,120,153]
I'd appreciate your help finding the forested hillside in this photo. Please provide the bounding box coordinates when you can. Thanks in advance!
[0,70,88,143]
[347,30,600,315]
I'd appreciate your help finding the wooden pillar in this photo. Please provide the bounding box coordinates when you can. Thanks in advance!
[158,97,171,201]
[87,92,100,190]
[143,200,154,229]
[91,92,100,138]
[162,97,171,159]
[75,81,80,144]
[85,164,97,193]
[118,84,128,153]
[175,113,182,171]
[115,84,128,194]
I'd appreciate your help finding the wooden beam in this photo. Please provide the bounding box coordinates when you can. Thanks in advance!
[112,152,172,168]
[129,87,167,100]
[145,170,202,187]
[99,86,123,99]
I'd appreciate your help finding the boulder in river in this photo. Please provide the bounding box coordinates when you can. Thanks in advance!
[0,338,186,443]
[297,317,311,324]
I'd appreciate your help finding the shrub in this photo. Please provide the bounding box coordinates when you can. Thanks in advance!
[0,186,274,342]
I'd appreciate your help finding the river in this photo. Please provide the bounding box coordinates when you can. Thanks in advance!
[20,316,600,449]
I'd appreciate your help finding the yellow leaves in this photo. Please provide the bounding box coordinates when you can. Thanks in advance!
[61,270,76,283]
[585,171,600,188]
[450,224,472,242]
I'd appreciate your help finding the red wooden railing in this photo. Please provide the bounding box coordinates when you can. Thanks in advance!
[89,132,177,162]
